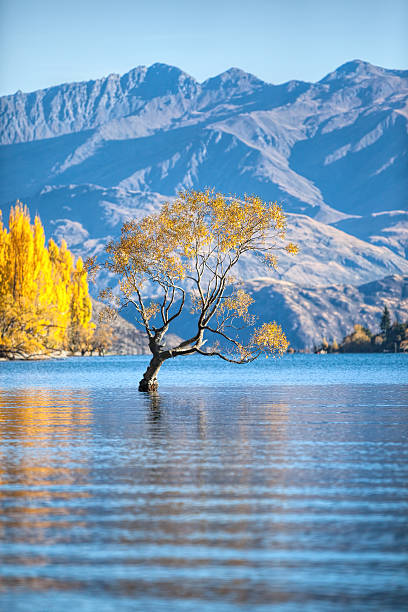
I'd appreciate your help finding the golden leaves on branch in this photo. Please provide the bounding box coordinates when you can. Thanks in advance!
[264,253,279,269]
[103,188,297,291]
[284,242,299,255]
[252,322,289,357]
[144,302,160,322]
[84,256,98,283]
[219,290,254,323]
[97,304,118,324]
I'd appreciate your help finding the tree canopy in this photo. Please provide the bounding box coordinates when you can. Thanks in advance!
[0,203,93,358]
[92,189,298,390]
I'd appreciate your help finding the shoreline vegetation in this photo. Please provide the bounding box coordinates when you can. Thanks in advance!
[314,306,408,354]
[0,204,114,360]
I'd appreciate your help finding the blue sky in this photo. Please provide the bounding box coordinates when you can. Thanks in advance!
[0,0,406,95]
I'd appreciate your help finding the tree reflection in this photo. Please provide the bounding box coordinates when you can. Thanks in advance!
[0,389,92,549]
[146,392,162,423]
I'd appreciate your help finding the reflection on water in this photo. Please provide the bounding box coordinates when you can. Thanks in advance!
[0,364,408,611]
[0,390,92,561]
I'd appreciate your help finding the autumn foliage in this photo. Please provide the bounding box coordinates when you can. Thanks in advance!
[0,203,94,359]
[92,189,297,390]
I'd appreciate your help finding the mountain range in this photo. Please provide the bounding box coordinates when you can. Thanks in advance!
[1,60,407,348]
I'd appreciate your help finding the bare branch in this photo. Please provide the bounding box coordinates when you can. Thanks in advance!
[194,347,259,364]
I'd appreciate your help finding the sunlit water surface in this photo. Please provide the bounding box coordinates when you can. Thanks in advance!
[0,354,407,611]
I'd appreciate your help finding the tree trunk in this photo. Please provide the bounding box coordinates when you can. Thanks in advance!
[138,355,162,392]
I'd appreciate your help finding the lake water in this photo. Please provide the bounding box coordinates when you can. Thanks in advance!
[0,354,407,611]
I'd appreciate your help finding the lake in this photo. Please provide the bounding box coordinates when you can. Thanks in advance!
[1,354,407,611]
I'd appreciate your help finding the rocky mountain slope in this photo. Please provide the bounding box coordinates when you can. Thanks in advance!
[243,275,408,350]
[1,60,406,229]
[1,60,407,348]
[334,210,408,258]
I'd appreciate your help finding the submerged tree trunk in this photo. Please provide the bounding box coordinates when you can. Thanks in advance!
[138,355,163,392]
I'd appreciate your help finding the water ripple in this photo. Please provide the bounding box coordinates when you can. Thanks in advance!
[0,357,408,611]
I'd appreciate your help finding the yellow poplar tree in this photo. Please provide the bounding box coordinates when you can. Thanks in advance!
[0,203,53,357]
[48,238,72,346]
[0,202,93,358]
[66,257,94,354]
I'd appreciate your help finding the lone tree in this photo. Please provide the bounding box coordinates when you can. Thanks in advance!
[91,190,298,391]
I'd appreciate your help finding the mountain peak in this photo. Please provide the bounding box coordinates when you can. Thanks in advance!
[202,67,265,93]
[147,62,192,78]
[320,59,402,84]
[337,59,374,73]
[219,67,255,78]
[120,62,198,98]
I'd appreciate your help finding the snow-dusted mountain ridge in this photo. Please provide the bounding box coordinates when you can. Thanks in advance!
[1,60,406,143]
[0,60,407,312]
[1,59,406,226]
